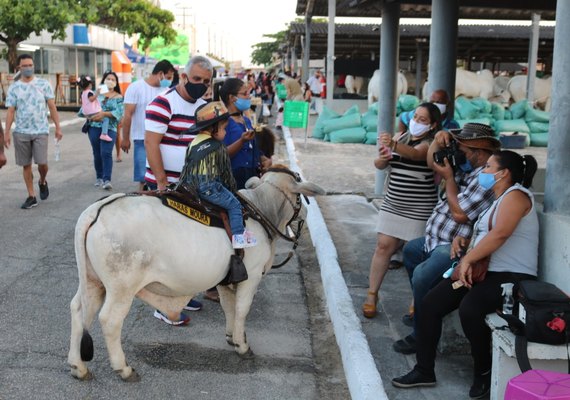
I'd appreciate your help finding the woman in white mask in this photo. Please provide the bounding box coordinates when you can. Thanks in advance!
[363,103,442,319]
[81,71,124,190]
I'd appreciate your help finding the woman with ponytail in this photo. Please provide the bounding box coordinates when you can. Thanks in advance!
[392,150,539,399]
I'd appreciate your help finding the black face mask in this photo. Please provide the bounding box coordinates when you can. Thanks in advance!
[185,81,208,101]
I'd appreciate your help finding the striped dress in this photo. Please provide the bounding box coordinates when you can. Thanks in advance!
[376,136,438,241]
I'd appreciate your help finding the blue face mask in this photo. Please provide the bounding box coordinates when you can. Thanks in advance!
[160,79,172,88]
[235,97,251,111]
[478,171,500,190]
[458,159,473,172]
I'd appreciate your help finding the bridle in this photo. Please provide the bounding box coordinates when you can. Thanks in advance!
[238,167,309,269]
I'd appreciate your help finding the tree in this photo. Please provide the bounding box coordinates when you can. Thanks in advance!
[149,34,189,67]
[0,0,78,71]
[78,0,176,51]
[251,30,288,66]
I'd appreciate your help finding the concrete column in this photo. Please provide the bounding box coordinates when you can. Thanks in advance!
[544,2,570,216]
[427,0,459,116]
[302,17,312,83]
[415,43,423,98]
[526,13,541,104]
[326,0,336,106]
[374,2,400,195]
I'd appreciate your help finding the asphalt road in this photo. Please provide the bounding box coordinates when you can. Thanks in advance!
[0,117,348,400]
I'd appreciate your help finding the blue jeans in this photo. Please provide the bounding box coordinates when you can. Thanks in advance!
[101,117,109,134]
[88,126,116,181]
[133,140,146,182]
[198,180,244,235]
[403,237,453,338]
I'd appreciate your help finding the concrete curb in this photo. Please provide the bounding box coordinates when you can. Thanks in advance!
[282,126,388,400]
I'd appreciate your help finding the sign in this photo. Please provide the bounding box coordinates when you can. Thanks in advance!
[283,101,309,129]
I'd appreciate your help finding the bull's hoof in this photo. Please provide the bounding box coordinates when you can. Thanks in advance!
[237,347,254,359]
[71,366,93,381]
[225,335,235,346]
[118,367,141,382]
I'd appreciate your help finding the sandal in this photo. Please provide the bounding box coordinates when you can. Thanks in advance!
[362,291,378,318]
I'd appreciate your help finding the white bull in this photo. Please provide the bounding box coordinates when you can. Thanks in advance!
[345,75,364,94]
[455,68,494,99]
[67,168,325,382]
[502,75,552,111]
[367,69,408,105]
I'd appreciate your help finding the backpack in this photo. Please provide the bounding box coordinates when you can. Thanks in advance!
[497,280,570,373]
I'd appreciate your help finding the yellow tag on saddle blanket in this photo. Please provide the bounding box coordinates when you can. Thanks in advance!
[165,197,211,226]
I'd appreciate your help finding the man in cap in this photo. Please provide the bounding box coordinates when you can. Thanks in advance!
[392,123,501,357]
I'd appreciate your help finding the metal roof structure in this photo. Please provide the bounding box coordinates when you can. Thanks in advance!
[286,23,555,63]
[296,0,556,20]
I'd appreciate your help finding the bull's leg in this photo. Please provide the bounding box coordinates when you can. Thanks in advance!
[232,277,262,357]
[98,293,139,382]
[68,283,105,380]
[217,285,237,345]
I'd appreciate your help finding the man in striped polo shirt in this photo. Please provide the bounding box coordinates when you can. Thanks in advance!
[145,55,213,191]
[144,55,213,326]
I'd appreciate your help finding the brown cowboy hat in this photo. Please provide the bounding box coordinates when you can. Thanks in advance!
[449,123,501,152]
[185,101,230,134]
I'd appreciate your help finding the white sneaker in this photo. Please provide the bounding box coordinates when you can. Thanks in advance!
[232,230,257,249]
[102,180,113,190]
[94,178,104,187]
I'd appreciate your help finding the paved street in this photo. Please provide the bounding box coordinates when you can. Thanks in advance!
[0,114,348,400]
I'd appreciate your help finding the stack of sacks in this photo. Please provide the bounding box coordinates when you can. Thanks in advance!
[454,96,494,127]
[314,104,364,143]
[312,106,341,140]
[524,104,549,147]
[494,99,531,147]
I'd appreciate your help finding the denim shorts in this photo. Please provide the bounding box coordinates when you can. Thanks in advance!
[133,140,146,182]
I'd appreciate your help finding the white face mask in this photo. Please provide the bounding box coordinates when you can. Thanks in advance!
[104,79,116,89]
[409,119,431,137]
[434,102,447,115]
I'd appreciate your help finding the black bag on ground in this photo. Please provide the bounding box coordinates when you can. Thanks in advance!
[497,280,570,373]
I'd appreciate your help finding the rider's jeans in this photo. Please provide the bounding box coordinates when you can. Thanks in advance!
[198,180,244,236]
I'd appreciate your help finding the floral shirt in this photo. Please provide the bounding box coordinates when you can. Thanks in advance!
[6,78,54,135]
[87,95,124,131]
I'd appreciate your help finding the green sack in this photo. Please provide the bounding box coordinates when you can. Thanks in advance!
[456,118,494,129]
[510,100,528,119]
[455,96,479,120]
[530,132,549,147]
[364,131,378,145]
[504,109,513,120]
[471,97,492,114]
[524,106,550,123]
[494,119,530,134]
[368,102,379,114]
[491,102,506,121]
[527,121,550,133]
[398,94,421,112]
[322,112,361,134]
[343,104,361,116]
[329,127,367,143]
[361,111,378,132]
[312,106,340,139]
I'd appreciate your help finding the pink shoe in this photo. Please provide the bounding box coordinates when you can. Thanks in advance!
[100,133,113,142]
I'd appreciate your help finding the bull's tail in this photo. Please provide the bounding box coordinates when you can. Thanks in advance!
[74,193,125,362]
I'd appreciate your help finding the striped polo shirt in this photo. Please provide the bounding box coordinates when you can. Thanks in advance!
[144,88,205,184]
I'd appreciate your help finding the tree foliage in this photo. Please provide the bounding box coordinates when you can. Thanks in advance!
[77,0,176,51]
[251,30,288,66]
[0,0,78,71]
[0,0,176,71]
[149,34,189,67]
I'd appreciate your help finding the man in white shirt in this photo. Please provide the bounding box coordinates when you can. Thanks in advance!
[306,69,323,115]
[121,60,175,190]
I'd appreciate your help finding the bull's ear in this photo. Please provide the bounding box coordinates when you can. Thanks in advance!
[291,181,326,197]
[245,176,262,189]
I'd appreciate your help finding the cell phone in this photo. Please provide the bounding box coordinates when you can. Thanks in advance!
[99,84,109,94]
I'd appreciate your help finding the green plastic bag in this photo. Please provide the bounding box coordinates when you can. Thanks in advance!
[398,94,420,112]
[343,104,360,116]
[494,119,530,134]
[368,102,379,114]
[524,106,550,123]
[361,111,378,132]
[283,101,309,128]
[364,131,378,145]
[456,118,494,128]
[329,127,367,143]
[491,102,505,121]
[471,97,492,114]
[504,109,513,120]
[527,121,550,133]
[455,96,479,120]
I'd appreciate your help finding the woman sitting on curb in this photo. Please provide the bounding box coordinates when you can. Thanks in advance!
[392,150,539,399]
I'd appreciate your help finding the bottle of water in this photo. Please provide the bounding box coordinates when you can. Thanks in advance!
[54,139,61,162]
[501,283,514,315]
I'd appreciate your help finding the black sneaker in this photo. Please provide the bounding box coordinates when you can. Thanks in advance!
[21,196,38,209]
[393,334,417,354]
[392,368,436,388]
[38,181,49,200]
[402,313,414,327]
[469,370,491,399]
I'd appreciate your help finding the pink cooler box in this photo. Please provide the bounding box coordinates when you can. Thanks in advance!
[505,370,570,400]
